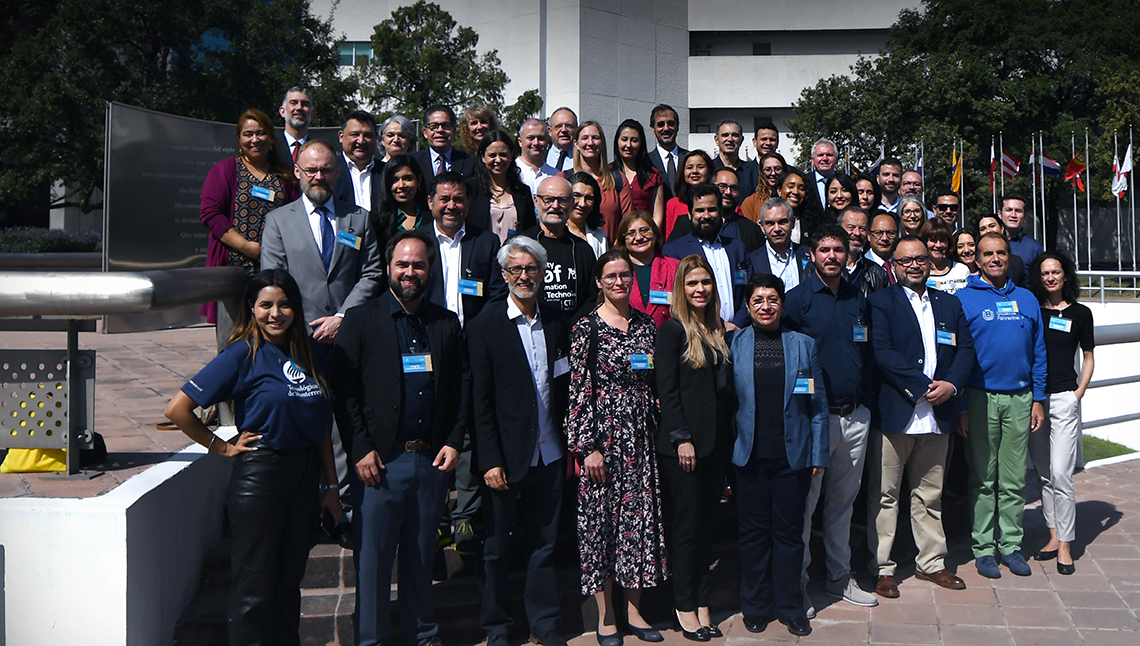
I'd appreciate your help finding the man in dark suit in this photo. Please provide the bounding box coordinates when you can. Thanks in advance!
[714,168,764,252]
[711,119,759,200]
[748,197,811,291]
[421,170,505,555]
[867,236,975,599]
[468,235,571,646]
[261,139,384,344]
[753,121,780,158]
[334,109,385,225]
[276,86,313,167]
[663,183,751,327]
[802,138,838,218]
[411,104,479,184]
[329,229,467,646]
[649,104,687,201]
[839,207,890,297]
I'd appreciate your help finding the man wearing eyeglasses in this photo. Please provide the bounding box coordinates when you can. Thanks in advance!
[467,235,571,646]
[839,207,890,297]
[411,104,478,182]
[262,139,384,344]
[520,176,598,319]
[866,235,974,599]
[867,212,899,277]
[649,104,688,201]
[933,192,962,232]
[711,119,759,201]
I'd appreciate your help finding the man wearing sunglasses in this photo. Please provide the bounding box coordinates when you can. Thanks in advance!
[649,104,688,201]
[933,192,962,232]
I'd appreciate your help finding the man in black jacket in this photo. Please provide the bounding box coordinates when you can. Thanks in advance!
[468,235,571,646]
[840,207,890,297]
[329,229,468,646]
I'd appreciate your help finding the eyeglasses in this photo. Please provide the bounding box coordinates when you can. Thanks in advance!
[600,272,633,286]
[654,119,678,128]
[536,194,571,206]
[424,121,455,131]
[715,183,740,193]
[298,166,336,177]
[934,203,960,211]
[623,226,654,239]
[504,265,541,277]
[869,230,898,239]
[761,166,784,176]
[894,255,929,267]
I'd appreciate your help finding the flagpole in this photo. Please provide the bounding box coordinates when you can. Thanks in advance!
[1031,134,1037,231]
[1086,128,1092,269]
[1072,132,1079,267]
[920,139,925,196]
[991,135,997,213]
[1131,126,1136,271]
[1000,133,1006,196]
[1116,131,1122,271]
[1040,131,1046,249]
[960,138,966,218]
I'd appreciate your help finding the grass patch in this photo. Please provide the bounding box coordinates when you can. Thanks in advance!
[1084,435,1135,463]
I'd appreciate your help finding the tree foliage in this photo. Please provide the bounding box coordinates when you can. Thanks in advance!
[355,1,542,138]
[788,0,1140,217]
[0,0,356,215]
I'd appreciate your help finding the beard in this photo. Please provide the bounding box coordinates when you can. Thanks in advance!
[693,217,722,241]
[303,181,332,206]
[390,275,426,303]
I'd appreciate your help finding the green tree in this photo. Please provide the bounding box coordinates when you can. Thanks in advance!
[788,0,1140,232]
[0,0,355,217]
[355,1,542,138]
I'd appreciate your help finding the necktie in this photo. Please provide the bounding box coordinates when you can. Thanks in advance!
[292,141,300,164]
[556,149,568,170]
[666,152,676,191]
[435,154,445,176]
[318,206,334,271]
[883,259,896,284]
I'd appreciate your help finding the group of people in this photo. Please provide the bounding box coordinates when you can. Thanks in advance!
[169,87,1097,645]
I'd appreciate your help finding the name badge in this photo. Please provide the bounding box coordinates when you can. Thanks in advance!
[458,278,484,297]
[553,356,570,378]
[250,185,275,201]
[401,354,433,373]
[734,270,748,286]
[853,326,868,343]
[649,290,671,305]
[936,329,957,346]
[1049,316,1073,333]
[793,377,815,395]
[336,229,362,250]
[630,354,654,370]
[996,300,1019,315]
[926,278,938,289]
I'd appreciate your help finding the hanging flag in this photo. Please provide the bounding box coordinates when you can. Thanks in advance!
[1112,147,1132,198]
[1001,149,1020,177]
[951,147,962,193]
[867,152,884,175]
[1066,152,1087,191]
[990,140,996,194]
[1039,154,1061,177]
[915,149,924,177]
[1122,143,1133,176]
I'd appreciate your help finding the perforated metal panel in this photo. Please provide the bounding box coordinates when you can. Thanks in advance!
[0,350,93,450]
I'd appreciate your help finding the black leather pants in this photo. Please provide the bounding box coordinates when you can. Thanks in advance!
[226,444,320,646]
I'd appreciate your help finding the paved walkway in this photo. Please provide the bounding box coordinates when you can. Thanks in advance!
[3,327,1140,644]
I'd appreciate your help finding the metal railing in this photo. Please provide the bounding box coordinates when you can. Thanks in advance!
[1079,271,1140,303]
[1083,321,1140,430]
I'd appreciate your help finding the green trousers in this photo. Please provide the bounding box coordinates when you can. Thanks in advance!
[965,387,1032,558]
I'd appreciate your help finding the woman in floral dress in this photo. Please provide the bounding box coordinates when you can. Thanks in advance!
[568,249,669,646]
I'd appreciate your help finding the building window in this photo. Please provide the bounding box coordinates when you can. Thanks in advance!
[338,42,373,67]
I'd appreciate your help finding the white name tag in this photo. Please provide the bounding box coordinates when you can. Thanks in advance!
[1049,316,1073,333]
[401,354,432,373]
[553,357,569,378]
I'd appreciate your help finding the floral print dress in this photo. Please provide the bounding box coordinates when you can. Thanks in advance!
[568,308,669,595]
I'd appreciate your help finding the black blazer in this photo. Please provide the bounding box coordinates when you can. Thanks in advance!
[334,154,385,218]
[329,291,469,463]
[654,317,734,458]
[662,230,751,315]
[466,184,537,234]
[869,284,976,434]
[712,157,759,203]
[467,302,570,482]
[650,146,688,201]
[423,223,508,322]
[849,255,891,298]
[411,148,479,183]
[748,241,812,280]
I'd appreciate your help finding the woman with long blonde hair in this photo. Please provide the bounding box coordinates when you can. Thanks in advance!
[654,255,735,640]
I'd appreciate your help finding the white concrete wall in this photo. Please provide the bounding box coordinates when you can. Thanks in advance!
[0,438,233,646]
[1075,303,1140,452]
[689,0,919,31]
[689,54,873,109]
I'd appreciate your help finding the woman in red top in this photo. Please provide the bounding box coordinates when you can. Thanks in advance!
[612,119,665,232]
[614,210,680,327]
[663,150,715,241]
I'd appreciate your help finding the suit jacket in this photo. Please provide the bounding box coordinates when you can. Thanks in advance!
[662,230,750,315]
[467,302,570,482]
[260,197,384,324]
[275,131,304,168]
[411,148,479,183]
[869,284,976,434]
[466,184,537,234]
[650,145,688,201]
[423,223,508,323]
[729,326,829,470]
[803,168,830,216]
[329,291,469,462]
[848,255,891,298]
[748,241,812,281]
[334,154,385,219]
[655,317,735,458]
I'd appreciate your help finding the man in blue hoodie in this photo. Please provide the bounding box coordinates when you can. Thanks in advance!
[955,232,1047,579]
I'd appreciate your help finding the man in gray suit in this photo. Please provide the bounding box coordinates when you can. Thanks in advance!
[262,139,384,343]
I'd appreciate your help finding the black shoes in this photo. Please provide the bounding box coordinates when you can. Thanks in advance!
[679,626,710,642]
[704,624,723,639]
[626,625,663,643]
[488,634,509,646]
[595,632,622,646]
[530,630,568,646]
[779,616,812,636]
[1057,560,1076,575]
[742,614,774,633]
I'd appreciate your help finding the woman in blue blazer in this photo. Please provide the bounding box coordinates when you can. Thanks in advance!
[729,273,829,638]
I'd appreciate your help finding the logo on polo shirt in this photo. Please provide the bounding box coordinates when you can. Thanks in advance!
[283,360,306,384]
[982,309,995,321]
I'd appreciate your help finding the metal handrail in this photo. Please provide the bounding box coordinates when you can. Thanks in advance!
[1082,321,1140,430]
[1078,270,1140,304]
[0,267,247,317]
[0,252,102,269]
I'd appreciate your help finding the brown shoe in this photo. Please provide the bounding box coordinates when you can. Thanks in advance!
[875,575,900,598]
[916,569,966,590]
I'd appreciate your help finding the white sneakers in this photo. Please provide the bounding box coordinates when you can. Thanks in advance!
[823,576,879,607]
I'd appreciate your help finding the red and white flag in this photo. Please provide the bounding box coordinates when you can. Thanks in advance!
[1001,149,1020,178]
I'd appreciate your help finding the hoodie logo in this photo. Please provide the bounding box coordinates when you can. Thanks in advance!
[982,309,995,321]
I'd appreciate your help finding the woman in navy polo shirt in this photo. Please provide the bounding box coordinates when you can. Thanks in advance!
[165,269,340,646]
